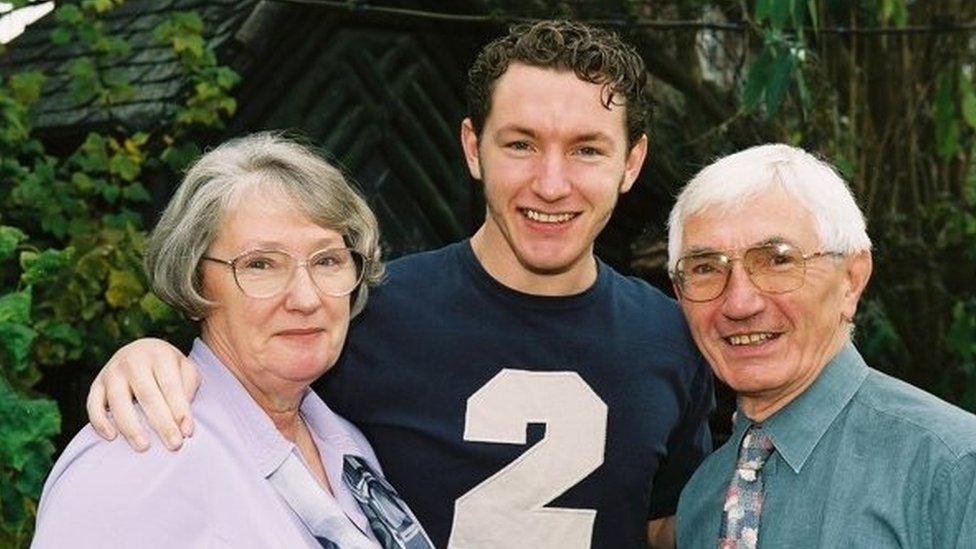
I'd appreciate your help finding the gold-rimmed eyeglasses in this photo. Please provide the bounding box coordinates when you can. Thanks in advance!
[672,242,843,303]
[201,247,366,299]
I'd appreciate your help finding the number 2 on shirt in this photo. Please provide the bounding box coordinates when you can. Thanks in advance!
[447,369,608,548]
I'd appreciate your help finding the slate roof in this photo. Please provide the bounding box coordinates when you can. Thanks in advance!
[6,0,257,131]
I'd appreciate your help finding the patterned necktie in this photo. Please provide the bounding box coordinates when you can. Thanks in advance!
[343,455,435,549]
[718,425,775,549]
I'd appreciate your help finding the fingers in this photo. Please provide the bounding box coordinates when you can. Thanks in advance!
[86,373,117,441]
[179,355,202,437]
[131,360,185,451]
[155,354,201,442]
[104,370,150,452]
[84,338,198,452]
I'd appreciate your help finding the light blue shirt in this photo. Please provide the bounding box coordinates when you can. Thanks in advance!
[33,339,382,548]
[677,343,976,548]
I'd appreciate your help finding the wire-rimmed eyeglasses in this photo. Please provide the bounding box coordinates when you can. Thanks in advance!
[201,247,366,299]
[672,242,843,303]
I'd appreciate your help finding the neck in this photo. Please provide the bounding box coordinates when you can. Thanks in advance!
[470,224,598,296]
[201,326,306,442]
[739,330,850,423]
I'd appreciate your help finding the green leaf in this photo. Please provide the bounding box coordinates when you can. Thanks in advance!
[806,0,819,33]
[743,49,775,110]
[160,142,201,172]
[108,154,140,181]
[83,0,119,14]
[0,379,59,479]
[140,293,176,322]
[960,76,976,130]
[947,301,976,363]
[765,50,795,116]
[935,74,960,159]
[105,269,144,308]
[0,322,37,372]
[215,67,241,90]
[38,321,83,348]
[769,0,792,29]
[71,172,95,193]
[0,226,27,261]
[101,183,120,203]
[54,4,83,25]
[882,0,908,27]
[50,26,72,45]
[8,71,46,106]
[121,183,150,202]
[754,0,774,23]
[0,288,31,324]
[19,248,72,286]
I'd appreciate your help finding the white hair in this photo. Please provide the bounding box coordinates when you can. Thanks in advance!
[667,143,872,273]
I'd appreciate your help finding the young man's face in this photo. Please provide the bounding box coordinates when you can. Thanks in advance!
[462,63,647,281]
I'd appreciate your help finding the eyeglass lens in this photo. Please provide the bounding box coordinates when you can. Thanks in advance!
[233,248,363,298]
[677,244,806,301]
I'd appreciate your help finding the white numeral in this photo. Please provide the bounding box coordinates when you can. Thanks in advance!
[447,369,608,549]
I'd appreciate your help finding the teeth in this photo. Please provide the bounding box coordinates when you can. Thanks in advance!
[727,333,773,346]
[523,209,576,224]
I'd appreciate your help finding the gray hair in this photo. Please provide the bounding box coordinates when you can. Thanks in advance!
[145,132,384,319]
[667,143,872,273]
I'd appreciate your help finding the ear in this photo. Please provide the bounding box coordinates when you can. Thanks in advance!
[841,251,873,321]
[460,118,483,181]
[619,133,648,195]
[671,279,684,303]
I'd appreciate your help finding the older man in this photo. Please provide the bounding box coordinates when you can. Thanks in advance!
[671,144,976,547]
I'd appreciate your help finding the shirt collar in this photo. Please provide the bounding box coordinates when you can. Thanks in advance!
[736,342,869,474]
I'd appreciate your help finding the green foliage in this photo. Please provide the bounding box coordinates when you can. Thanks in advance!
[743,0,813,117]
[0,1,238,544]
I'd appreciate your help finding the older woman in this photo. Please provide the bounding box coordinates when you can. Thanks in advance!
[32,133,433,548]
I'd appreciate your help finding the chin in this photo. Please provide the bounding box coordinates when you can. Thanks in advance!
[517,246,586,274]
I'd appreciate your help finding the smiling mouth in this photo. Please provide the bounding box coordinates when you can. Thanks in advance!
[520,208,580,224]
[724,332,780,346]
[277,328,324,337]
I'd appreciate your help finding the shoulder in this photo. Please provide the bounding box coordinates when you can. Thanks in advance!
[39,382,240,514]
[599,263,702,359]
[852,368,976,459]
[602,267,684,319]
[34,419,226,544]
[361,243,464,308]
[384,243,463,283]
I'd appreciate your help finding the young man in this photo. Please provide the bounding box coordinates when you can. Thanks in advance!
[668,144,976,547]
[84,21,713,548]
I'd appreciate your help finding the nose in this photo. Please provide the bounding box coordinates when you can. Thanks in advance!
[530,150,572,202]
[720,262,765,320]
[283,264,323,314]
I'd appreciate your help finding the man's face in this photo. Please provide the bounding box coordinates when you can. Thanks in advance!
[461,63,647,279]
[676,189,871,416]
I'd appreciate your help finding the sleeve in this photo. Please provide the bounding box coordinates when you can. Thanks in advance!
[647,354,715,520]
[928,451,976,548]
[31,428,214,548]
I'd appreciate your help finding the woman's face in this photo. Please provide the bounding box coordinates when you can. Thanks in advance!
[199,188,352,394]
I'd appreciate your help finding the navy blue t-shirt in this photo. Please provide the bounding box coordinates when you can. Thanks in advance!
[319,241,713,549]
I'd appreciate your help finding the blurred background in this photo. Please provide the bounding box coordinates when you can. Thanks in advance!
[1,0,975,545]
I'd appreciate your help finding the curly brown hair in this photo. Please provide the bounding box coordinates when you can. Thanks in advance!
[466,20,649,146]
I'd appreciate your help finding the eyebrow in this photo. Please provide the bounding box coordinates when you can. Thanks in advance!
[494,126,615,144]
[681,235,797,256]
[243,237,345,251]
[494,126,538,139]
